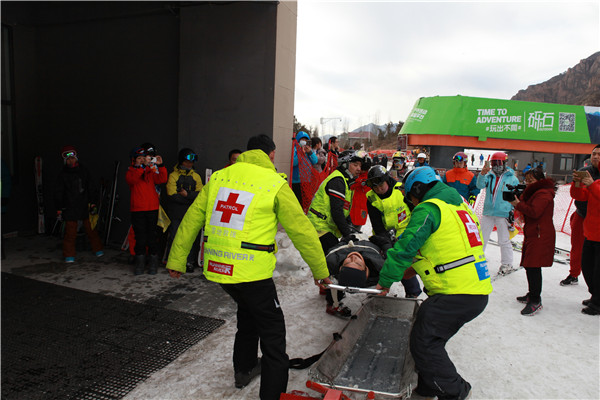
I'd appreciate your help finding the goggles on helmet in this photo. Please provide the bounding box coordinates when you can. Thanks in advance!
[453,154,465,162]
[365,175,387,188]
[144,146,156,156]
[185,153,198,162]
[62,151,77,159]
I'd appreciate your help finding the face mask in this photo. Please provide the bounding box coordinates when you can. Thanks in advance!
[492,165,505,175]
[299,140,307,146]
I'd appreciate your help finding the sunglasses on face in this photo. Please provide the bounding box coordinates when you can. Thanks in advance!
[185,153,198,162]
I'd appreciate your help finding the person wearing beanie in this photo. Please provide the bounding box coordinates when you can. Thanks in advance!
[165,148,203,272]
[54,145,104,263]
[125,145,168,275]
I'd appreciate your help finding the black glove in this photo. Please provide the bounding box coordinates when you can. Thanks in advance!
[340,234,358,244]
[369,234,393,253]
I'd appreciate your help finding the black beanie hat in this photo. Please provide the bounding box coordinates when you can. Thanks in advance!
[338,266,367,288]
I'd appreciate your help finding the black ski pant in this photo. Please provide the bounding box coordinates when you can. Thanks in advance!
[581,239,600,308]
[220,278,288,400]
[131,210,158,256]
[410,294,488,400]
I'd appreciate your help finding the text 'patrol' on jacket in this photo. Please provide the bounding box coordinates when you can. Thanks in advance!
[166,149,329,283]
[378,181,492,296]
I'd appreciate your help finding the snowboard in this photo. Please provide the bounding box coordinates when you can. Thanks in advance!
[104,161,120,245]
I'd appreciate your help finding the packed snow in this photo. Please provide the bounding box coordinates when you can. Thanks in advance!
[125,221,599,400]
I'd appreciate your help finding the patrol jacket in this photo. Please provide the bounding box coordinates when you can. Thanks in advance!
[166,164,204,221]
[125,163,167,212]
[475,168,519,218]
[366,178,410,237]
[379,181,492,296]
[443,167,480,200]
[166,149,329,283]
[308,169,353,238]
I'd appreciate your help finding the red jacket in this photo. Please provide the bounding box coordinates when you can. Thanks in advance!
[571,179,600,242]
[515,178,556,268]
[126,164,168,212]
[350,171,370,226]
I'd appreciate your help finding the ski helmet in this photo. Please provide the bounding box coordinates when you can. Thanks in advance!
[490,151,507,174]
[490,151,507,164]
[140,142,156,156]
[61,145,78,160]
[338,150,368,176]
[404,166,440,201]
[453,152,468,162]
[178,148,198,164]
[365,165,389,188]
[130,147,146,161]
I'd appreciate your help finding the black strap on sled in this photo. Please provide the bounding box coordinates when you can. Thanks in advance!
[288,332,343,370]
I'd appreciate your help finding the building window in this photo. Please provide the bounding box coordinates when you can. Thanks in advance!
[559,154,573,171]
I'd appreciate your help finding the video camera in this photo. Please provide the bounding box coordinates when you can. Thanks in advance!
[502,184,526,202]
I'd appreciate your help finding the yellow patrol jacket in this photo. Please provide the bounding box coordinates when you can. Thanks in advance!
[166,149,329,284]
[413,198,493,295]
[366,182,411,237]
[308,170,352,237]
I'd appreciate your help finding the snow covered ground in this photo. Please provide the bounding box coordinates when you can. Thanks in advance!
[125,222,599,400]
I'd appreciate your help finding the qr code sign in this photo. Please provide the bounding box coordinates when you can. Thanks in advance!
[559,113,575,132]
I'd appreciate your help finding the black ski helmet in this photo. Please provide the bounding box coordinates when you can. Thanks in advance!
[365,165,389,188]
[130,147,146,161]
[140,142,156,156]
[178,148,198,164]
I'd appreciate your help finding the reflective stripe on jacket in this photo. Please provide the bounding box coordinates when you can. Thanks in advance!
[308,170,352,237]
[415,198,492,295]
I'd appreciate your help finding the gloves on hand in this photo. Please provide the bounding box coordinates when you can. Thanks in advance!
[369,234,393,254]
[468,195,477,206]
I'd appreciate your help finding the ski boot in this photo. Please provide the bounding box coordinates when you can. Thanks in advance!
[134,255,145,275]
[148,254,159,275]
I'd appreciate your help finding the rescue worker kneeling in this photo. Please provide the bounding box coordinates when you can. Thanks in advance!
[166,134,331,400]
[376,167,492,400]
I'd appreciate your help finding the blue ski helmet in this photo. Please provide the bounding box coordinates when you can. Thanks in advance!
[404,166,439,198]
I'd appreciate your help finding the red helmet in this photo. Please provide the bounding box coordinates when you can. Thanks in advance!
[491,152,507,162]
[453,152,467,162]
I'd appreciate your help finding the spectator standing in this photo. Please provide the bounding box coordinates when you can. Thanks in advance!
[365,165,421,298]
[509,167,556,316]
[311,136,326,173]
[292,131,318,204]
[561,147,600,286]
[166,135,331,398]
[54,145,104,263]
[415,152,429,167]
[476,151,519,276]
[570,144,600,316]
[522,163,532,175]
[227,149,242,167]
[443,151,479,204]
[166,148,203,272]
[376,166,491,400]
[390,151,409,181]
[126,146,168,275]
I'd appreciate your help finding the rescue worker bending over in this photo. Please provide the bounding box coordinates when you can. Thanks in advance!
[166,134,331,400]
[365,165,421,298]
[377,166,492,400]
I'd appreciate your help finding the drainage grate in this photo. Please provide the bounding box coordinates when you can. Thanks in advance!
[1,273,225,400]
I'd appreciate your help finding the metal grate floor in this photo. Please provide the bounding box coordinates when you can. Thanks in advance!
[1,273,225,400]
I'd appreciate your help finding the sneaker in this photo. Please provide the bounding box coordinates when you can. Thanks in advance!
[95,250,105,258]
[582,298,592,306]
[521,301,543,316]
[516,294,529,304]
[560,275,578,286]
[581,306,600,316]
[65,257,75,263]
[234,359,261,388]
[326,304,352,318]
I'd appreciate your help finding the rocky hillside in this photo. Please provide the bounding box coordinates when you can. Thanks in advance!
[511,52,600,106]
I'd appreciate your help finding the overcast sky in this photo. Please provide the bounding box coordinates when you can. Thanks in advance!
[294,0,600,135]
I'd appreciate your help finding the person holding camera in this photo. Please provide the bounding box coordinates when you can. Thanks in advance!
[508,167,556,316]
[476,151,519,276]
[292,131,318,205]
[126,146,167,275]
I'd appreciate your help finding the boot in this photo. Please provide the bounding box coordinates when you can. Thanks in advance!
[134,255,145,275]
[148,254,158,275]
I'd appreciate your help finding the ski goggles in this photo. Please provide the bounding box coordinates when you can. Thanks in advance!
[491,160,504,167]
[62,151,77,159]
[144,146,156,156]
[184,153,198,162]
[453,155,466,162]
[365,176,387,188]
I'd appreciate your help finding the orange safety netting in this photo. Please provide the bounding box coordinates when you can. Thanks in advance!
[290,138,338,213]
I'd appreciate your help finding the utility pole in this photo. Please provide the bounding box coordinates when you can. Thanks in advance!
[320,117,342,138]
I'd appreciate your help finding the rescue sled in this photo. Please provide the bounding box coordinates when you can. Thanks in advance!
[306,295,420,399]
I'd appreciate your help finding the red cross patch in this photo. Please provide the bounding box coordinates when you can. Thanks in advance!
[397,211,407,224]
[210,188,254,230]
